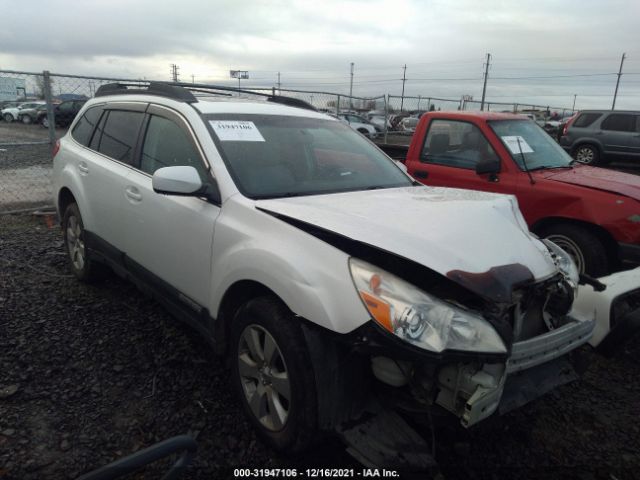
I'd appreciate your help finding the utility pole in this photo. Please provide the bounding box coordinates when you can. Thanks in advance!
[572,94,577,111]
[400,64,407,112]
[277,71,281,91]
[191,74,195,84]
[170,64,180,82]
[349,62,354,109]
[612,52,626,110]
[480,53,491,111]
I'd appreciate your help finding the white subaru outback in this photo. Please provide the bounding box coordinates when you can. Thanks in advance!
[53,82,594,468]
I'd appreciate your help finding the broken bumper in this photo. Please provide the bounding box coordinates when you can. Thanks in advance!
[437,314,595,427]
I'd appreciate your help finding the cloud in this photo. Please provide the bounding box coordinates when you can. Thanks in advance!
[0,0,638,108]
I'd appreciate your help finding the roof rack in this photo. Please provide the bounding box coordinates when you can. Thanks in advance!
[94,81,317,111]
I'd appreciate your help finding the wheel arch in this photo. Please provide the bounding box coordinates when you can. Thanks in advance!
[531,216,618,265]
[57,187,77,224]
[213,279,282,356]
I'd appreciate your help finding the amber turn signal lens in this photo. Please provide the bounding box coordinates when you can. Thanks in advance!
[359,290,393,332]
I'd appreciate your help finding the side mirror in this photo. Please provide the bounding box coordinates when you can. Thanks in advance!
[152,166,203,196]
[475,156,501,175]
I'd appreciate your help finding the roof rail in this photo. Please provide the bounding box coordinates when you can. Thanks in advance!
[94,81,317,112]
[95,82,197,102]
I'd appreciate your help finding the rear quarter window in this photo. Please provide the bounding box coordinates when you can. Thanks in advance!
[572,113,602,128]
[71,106,103,147]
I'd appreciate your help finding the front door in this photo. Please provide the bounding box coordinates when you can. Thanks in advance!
[122,105,220,307]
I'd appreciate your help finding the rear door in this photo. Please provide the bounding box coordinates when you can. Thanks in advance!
[406,118,519,195]
[122,104,220,307]
[600,113,640,157]
[69,103,146,255]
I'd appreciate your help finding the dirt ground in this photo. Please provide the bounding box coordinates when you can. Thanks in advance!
[1,213,639,480]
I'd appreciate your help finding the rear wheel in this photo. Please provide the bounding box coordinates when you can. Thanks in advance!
[3,113,13,123]
[62,203,106,282]
[42,117,50,128]
[539,223,609,277]
[573,144,600,165]
[230,296,318,453]
[21,115,32,125]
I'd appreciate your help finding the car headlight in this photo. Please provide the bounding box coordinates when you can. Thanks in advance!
[349,258,507,354]
[543,239,580,289]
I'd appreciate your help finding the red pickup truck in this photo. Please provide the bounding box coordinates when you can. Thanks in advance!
[381,112,640,276]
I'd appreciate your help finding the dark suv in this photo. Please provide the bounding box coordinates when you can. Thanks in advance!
[38,100,86,128]
[559,110,640,165]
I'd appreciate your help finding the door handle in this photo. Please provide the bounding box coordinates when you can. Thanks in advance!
[125,186,142,202]
[414,170,429,179]
[78,162,89,175]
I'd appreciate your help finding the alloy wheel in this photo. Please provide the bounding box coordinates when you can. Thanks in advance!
[66,215,85,271]
[575,147,595,164]
[237,325,291,431]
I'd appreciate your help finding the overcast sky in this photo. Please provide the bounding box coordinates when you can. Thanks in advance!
[1,0,639,110]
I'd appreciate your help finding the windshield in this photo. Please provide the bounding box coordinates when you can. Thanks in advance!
[206,114,412,199]
[489,119,574,170]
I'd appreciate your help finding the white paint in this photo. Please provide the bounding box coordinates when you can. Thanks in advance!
[571,267,640,347]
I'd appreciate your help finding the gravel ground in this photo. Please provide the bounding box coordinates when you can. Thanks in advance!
[1,214,639,479]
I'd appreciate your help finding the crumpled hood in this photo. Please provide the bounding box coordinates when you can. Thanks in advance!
[256,186,557,289]
[536,165,640,201]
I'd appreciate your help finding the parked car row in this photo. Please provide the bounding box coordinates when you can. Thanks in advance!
[54,82,623,471]
[1,99,86,127]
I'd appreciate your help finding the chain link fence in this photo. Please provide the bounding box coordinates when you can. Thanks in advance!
[1,68,576,213]
[0,70,147,214]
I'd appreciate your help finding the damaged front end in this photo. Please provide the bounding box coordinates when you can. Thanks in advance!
[319,248,594,467]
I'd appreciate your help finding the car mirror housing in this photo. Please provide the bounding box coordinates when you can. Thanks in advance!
[476,156,501,175]
[152,166,204,196]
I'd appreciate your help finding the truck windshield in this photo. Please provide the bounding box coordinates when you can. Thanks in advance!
[489,119,573,171]
[206,114,412,199]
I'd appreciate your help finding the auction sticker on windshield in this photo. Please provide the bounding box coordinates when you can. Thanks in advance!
[501,135,534,154]
[210,121,265,142]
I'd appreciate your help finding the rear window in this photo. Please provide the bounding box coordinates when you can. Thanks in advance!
[71,106,103,147]
[572,113,602,128]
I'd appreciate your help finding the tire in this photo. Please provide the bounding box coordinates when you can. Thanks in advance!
[573,144,600,166]
[230,296,318,453]
[3,113,13,123]
[539,223,609,277]
[62,203,106,282]
[42,117,50,129]
[21,115,32,125]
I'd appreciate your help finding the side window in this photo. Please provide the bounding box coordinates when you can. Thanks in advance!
[96,110,144,164]
[573,113,602,128]
[601,114,635,132]
[71,106,103,147]
[58,102,74,112]
[140,115,207,178]
[421,120,499,169]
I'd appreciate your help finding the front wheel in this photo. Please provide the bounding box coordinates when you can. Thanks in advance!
[42,117,50,128]
[539,223,609,277]
[230,296,318,453]
[3,113,13,123]
[21,115,32,125]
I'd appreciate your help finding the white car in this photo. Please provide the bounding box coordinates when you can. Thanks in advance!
[1,101,45,122]
[571,267,640,355]
[337,113,379,138]
[53,82,594,468]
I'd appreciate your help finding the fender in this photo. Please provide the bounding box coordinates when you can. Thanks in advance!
[209,196,370,334]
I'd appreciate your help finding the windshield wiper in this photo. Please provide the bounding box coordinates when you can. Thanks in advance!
[528,164,573,171]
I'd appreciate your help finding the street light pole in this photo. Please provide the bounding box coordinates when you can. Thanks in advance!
[612,52,626,110]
